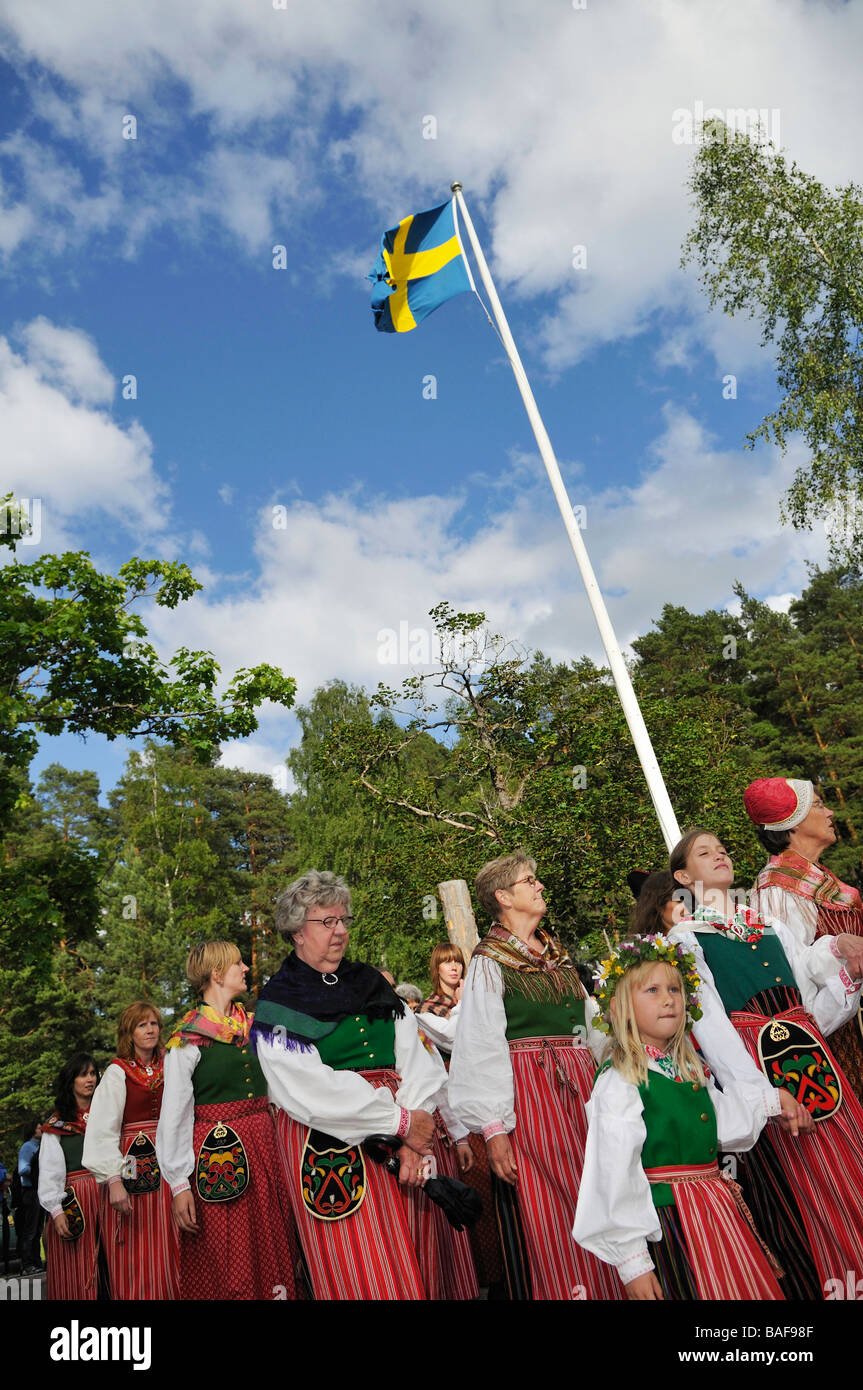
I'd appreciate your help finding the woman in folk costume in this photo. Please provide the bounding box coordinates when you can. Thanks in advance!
[156,942,299,1301]
[84,1001,179,1299]
[573,937,784,1300]
[448,852,620,1301]
[668,828,863,1299]
[39,1052,105,1300]
[409,947,480,1301]
[252,870,449,1301]
[746,776,863,1099]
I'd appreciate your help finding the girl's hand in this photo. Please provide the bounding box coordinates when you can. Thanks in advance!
[53,1212,73,1242]
[456,1139,474,1174]
[108,1178,132,1216]
[776,1088,813,1136]
[486,1133,518,1185]
[625,1271,664,1300]
[453,980,464,1005]
[172,1189,199,1234]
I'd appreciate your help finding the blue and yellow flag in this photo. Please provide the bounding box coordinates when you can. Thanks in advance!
[369,199,474,333]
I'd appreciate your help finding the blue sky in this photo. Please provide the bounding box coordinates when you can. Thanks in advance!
[2,0,860,801]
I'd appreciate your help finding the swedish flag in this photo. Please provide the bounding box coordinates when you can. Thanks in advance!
[369,199,474,333]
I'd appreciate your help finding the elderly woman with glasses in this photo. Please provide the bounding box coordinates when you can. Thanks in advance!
[252,870,448,1300]
[449,851,620,1302]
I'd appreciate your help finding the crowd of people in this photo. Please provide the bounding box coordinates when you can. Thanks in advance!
[9,773,863,1301]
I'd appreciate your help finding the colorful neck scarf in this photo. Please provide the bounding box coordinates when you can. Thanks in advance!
[44,1110,89,1136]
[758,850,862,910]
[166,1002,252,1050]
[644,1044,682,1083]
[113,1053,164,1091]
[473,923,583,1002]
[687,903,768,943]
[419,991,456,1018]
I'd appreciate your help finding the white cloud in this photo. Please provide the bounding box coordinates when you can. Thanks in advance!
[1,318,171,541]
[1,1,860,369]
[144,408,828,719]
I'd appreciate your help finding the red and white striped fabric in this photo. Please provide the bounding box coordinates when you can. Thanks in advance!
[44,1167,101,1301]
[645,1162,784,1300]
[276,1068,438,1300]
[101,1118,179,1300]
[430,1115,480,1300]
[733,1004,863,1287]
[509,1038,623,1301]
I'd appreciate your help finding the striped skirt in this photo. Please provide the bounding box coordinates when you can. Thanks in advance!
[275,1069,439,1300]
[45,1168,102,1301]
[509,1037,623,1301]
[101,1119,180,1300]
[179,1097,300,1301]
[733,1004,863,1290]
[645,1162,784,1300]
[430,1113,480,1301]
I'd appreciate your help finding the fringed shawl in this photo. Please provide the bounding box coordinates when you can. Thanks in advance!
[472,924,585,1003]
[758,850,862,910]
[251,951,405,1054]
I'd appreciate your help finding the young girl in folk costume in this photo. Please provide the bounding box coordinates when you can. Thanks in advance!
[573,938,784,1300]
[746,777,863,1101]
[668,827,863,1300]
[39,1052,105,1300]
[156,942,299,1301]
[84,1002,179,1299]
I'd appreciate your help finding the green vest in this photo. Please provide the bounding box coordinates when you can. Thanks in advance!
[314,1014,397,1070]
[502,991,587,1042]
[697,930,795,1013]
[192,1040,269,1104]
[637,1071,718,1208]
[59,1131,86,1173]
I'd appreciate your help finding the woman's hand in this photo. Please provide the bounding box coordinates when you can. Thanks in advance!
[486,1133,517,1185]
[834,934,863,978]
[456,1140,474,1174]
[404,1109,435,1155]
[53,1212,73,1242]
[172,1189,199,1234]
[108,1177,132,1216]
[625,1271,663,1300]
[396,1145,425,1187]
[776,1088,813,1136]
[452,980,464,1005]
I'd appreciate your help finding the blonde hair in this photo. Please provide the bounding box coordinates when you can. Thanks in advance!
[116,1001,162,1060]
[475,851,536,919]
[186,941,241,996]
[607,960,706,1087]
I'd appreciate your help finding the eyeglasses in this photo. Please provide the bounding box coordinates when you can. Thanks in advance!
[510,875,540,888]
[304,916,354,929]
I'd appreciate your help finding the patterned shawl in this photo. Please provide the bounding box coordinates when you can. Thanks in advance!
[419,992,456,1018]
[473,923,584,1002]
[757,850,862,910]
[113,1053,164,1092]
[44,1110,89,1136]
[166,1002,252,1050]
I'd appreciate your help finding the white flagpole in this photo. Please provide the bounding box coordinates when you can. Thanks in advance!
[451,181,682,851]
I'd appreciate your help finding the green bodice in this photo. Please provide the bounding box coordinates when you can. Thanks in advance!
[193,1040,268,1104]
[314,1014,397,1070]
[637,1071,718,1208]
[60,1131,86,1173]
[697,930,795,1013]
[502,990,587,1041]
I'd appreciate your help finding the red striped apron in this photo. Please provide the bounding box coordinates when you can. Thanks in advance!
[509,1036,623,1301]
[645,1161,784,1300]
[101,1116,179,1300]
[44,1167,101,1301]
[275,1068,438,1300]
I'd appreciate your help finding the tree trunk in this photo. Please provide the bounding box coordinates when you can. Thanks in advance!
[438,879,480,957]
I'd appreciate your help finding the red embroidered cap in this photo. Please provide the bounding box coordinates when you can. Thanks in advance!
[744,777,814,831]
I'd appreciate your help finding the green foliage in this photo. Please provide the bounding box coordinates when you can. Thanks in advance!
[682,124,863,559]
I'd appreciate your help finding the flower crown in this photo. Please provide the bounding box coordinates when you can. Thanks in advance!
[593,934,703,1035]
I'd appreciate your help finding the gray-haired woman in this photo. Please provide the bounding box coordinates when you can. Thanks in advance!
[251,870,447,1300]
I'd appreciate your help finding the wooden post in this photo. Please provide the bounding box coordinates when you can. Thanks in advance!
[438,878,480,958]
